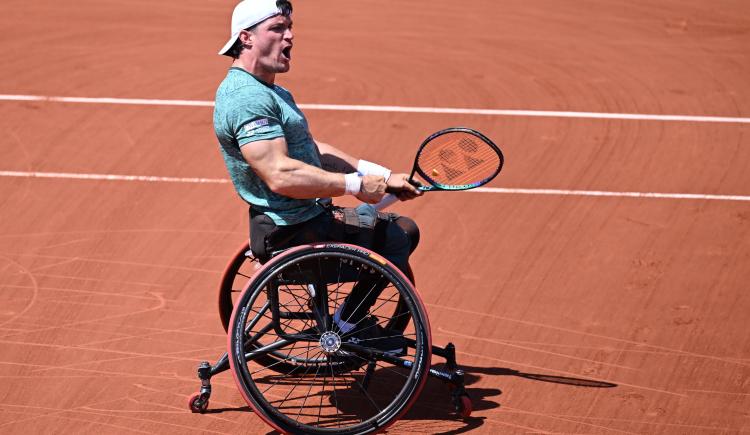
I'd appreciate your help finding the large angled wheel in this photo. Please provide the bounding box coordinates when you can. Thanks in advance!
[227,244,431,434]
[218,240,259,332]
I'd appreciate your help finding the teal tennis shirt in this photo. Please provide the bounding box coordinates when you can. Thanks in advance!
[213,67,324,225]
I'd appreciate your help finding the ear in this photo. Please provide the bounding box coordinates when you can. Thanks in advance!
[239,29,254,48]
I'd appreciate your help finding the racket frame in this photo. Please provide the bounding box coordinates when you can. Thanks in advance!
[408,127,504,191]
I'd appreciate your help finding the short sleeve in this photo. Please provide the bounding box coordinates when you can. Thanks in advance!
[228,88,285,146]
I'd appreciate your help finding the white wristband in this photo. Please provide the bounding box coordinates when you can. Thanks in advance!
[344,173,362,195]
[357,159,391,182]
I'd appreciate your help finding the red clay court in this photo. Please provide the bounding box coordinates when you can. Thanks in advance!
[1,0,749,433]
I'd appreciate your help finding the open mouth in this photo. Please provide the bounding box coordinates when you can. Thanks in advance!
[281,46,292,60]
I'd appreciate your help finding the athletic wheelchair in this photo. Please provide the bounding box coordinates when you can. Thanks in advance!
[189,240,472,434]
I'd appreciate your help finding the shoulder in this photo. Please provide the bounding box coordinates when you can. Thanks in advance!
[216,69,278,109]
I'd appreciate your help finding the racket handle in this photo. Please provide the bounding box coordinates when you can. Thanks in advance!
[374,194,399,211]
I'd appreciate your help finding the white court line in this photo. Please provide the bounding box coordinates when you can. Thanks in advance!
[2,170,749,202]
[0,171,229,184]
[1,94,749,124]
[0,94,213,108]
[474,187,750,202]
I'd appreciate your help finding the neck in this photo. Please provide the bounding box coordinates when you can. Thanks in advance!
[232,58,275,85]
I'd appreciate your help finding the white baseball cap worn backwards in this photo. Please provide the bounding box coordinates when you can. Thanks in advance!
[218,0,285,55]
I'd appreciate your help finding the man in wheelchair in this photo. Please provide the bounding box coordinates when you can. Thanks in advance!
[213,0,422,355]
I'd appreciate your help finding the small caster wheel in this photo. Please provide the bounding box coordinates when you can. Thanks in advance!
[454,393,472,419]
[188,392,208,413]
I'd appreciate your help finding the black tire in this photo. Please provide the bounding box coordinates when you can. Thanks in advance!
[228,244,431,435]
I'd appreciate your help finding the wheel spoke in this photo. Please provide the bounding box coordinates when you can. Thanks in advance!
[340,278,383,327]
[326,355,343,427]
[236,271,252,279]
[342,351,412,380]
[262,349,324,395]
[293,352,326,422]
[276,350,324,412]
[249,342,320,375]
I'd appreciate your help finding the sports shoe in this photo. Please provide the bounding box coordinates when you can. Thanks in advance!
[341,316,407,356]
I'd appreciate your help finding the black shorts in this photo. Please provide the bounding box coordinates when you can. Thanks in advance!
[249,203,418,270]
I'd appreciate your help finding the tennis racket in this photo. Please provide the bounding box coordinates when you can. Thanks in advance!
[376,127,504,210]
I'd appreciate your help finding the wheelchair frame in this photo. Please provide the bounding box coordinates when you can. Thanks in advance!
[189,242,472,434]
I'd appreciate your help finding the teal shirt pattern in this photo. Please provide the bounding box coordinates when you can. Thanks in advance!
[213,68,324,225]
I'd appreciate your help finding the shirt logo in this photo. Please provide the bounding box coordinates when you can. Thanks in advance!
[243,118,271,136]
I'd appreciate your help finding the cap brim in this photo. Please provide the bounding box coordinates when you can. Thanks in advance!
[218,33,239,55]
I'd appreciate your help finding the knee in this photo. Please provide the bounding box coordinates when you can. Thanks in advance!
[394,216,420,254]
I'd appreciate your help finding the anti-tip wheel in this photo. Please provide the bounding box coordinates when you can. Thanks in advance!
[188,393,208,413]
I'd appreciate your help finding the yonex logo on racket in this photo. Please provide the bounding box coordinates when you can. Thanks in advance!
[434,140,486,180]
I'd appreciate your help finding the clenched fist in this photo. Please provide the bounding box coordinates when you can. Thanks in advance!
[355,175,387,203]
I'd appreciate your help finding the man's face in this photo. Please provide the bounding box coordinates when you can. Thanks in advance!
[246,15,294,76]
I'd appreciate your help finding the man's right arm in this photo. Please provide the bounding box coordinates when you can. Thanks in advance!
[240,136,387,203]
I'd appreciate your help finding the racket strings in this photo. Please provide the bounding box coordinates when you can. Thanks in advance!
[416,132,501,187]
